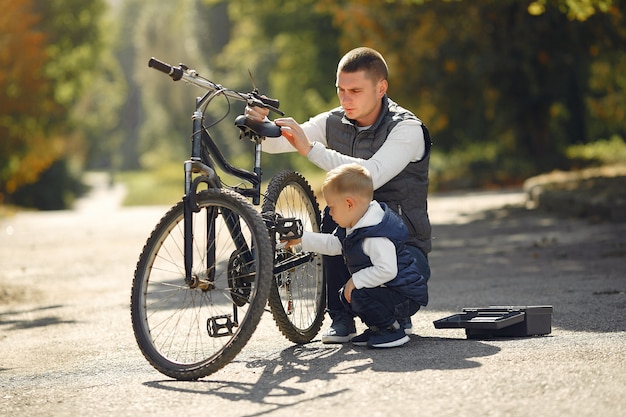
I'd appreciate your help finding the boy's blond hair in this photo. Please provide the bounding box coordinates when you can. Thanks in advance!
[322,163,374,201]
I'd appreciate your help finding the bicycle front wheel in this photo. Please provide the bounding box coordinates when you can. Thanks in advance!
[131,188,273,380]
[263,170,325,343]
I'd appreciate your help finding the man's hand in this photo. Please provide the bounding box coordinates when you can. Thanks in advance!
[343,278,356,303]
[274,117,314,156]
[246,105,314,156]
[245,105,270,122]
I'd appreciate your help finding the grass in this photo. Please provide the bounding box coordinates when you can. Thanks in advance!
[116,163,328,207]
[566,135,626,166]
[115,164,185,206]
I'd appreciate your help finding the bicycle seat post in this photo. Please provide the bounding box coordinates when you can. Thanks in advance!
[252,141,263,205]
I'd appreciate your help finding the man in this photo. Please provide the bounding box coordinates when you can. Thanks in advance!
[247,47,432,343]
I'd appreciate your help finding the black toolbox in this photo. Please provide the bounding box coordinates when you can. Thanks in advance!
[433,306,553,339]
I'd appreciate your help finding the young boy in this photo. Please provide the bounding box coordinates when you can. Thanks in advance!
[284,163,428,348]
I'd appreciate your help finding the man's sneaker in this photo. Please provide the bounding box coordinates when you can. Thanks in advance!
[367,325,410,348]
[321,320,356,344]
[351,329,373,347]
[398,317,413,335]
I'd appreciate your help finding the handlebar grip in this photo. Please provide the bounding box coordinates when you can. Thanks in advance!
[148,57,183,81]
[251,91,280,109]
[260,96,280,109]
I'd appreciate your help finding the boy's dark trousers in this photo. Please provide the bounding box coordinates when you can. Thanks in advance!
[321,207,431,319]
[339,286,421,330]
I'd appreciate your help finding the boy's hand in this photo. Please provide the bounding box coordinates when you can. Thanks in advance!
[343,278,355,303]
[280,237,302,249]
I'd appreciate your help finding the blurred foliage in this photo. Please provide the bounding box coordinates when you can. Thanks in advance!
[566,135,626,166]
[107,0,340,181]
[118,158,327,207]
[430,144,538,190]
[0,0,106,208]
[9,159,87,210]
[0,0,59,201]
[2,0,625,208]
[317,0,625,178]
[73,9,127,174]
[116,163,184,206]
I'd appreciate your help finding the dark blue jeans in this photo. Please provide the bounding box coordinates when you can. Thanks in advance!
[339,286,421,330]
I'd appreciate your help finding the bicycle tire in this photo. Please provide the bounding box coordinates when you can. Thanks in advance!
[131,188,273,380]
[262,170,325,343]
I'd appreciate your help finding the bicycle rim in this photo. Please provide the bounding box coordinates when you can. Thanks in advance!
[263,170,325,343]
[131,188,272,380]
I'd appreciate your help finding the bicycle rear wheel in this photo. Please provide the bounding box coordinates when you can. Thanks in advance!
[262,170,325,343]
[131,188,273,380]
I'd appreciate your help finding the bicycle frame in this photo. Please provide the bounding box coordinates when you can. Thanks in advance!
[183,92,266,291]
[186,101,263,204]
[132,58,325,380]
[148,57,315,291]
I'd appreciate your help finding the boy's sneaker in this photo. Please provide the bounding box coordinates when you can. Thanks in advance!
[367,325,410,349]
[321,314,356,344]
[351,329,373,347]
[398,317,413,335]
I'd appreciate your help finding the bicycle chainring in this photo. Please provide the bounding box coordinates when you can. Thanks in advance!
[227,249,254,307]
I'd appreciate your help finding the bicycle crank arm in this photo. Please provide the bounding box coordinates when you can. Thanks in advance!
[273,252,314,275]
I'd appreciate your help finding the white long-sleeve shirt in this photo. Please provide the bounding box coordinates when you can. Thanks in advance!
[262,111,425,190]
[299,201,398,289]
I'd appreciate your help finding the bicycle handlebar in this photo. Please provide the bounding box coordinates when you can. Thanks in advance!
[148,57,283,115]
[148,57,184,80]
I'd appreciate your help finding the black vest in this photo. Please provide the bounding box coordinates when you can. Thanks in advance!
[325,96,432,254]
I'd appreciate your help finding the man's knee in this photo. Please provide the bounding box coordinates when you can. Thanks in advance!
[407,244,430,281]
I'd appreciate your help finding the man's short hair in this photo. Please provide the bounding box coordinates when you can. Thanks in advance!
[322,163,374,201]
[337,47,388,82]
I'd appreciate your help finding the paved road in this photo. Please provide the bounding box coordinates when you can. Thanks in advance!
[1,178,624,417]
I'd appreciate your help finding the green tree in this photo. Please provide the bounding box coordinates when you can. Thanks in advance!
[113,0,234,171]
[0,0,58,202]
[105,0,624,192]
[204,0,341,175]
[318,0,625,181]
[1,0,107,209]
[35,0,106,116]
[111,0,339,177]
[73,12,127,174]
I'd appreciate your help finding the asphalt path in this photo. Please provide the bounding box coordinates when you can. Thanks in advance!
[1,175,624,417]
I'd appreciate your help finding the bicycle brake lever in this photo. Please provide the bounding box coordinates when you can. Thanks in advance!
[250,93,285,116]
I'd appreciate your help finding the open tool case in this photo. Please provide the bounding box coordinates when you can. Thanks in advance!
[433,306,553,339]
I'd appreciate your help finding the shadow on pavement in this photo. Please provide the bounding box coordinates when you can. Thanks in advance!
[143,337,500,414]
[140,204,625,413]
[428,205,626,334]
[0,304,76,330]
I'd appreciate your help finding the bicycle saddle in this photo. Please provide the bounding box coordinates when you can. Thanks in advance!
[235,115,282,138]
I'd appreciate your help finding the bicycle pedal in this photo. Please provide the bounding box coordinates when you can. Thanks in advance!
[207,314,238,338]
[276,218,303,240]
[262,212,303,241]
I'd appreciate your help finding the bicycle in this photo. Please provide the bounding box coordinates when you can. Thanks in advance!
[130,58,325,381]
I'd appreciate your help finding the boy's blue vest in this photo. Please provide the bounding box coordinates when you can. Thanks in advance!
[335,203,428,306]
